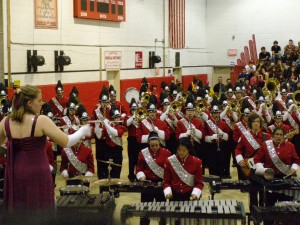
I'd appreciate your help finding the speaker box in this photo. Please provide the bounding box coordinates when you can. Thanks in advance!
[175,52,180,67]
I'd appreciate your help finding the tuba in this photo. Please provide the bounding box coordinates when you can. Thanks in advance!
[169,100,182,116]
[135,107,147,122]
[265,78,279,93]
[293,90,300,107]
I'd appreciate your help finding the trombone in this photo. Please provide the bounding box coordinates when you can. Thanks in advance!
[293,90,300,108]
[169,100,182,116]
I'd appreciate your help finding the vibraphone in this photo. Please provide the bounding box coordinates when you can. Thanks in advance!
[121,199,246,225]
[252,202,300,223]
[56,193,115,225]
[100,181,163,194]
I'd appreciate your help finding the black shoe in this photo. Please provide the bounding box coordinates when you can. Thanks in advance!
[232,163,237,167]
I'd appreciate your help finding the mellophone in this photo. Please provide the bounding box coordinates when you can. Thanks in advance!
[252,202,300,223]
[121,199,246,225]
[99,181,163,194]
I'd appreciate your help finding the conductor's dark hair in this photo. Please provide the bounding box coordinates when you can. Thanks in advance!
[248,113,262,129]
[177,137,195,155]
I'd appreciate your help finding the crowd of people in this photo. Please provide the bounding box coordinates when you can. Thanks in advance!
[0,44,300,224]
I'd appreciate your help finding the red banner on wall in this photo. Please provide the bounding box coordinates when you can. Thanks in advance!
[135,52,143,68]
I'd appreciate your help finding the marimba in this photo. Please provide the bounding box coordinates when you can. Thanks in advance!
[100,181,162,194]
[121,199,246,225]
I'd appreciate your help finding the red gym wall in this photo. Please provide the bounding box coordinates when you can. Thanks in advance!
[7,74,207,116]
[7,81,109,115]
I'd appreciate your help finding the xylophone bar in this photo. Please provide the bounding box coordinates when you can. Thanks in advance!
[121,199,246,224]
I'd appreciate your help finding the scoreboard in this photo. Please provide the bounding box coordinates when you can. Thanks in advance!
[73,0,126,22]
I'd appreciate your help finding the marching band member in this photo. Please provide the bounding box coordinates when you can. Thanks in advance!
[77,104,93,148]
[204,98,230,177]
[164,137,204,201]
[60,138,95,179]
[108,85,126,116]
[275,83,289,111]
[254,90,272,130]
[244,86,258,110]
[235,113,272,211]
[69,86,81,105]
[136,95,170,151]
[234,83,246,106]
[219,94,237,178]
[49,80,68,119]
[96,106,127,179]
[254,127,300,225]
[267,102,293,136]
[283,97,300,155]
[160,93,178,154]
[233,102,251,143]
[176,94,205,161]
[60,97,80,135]
[124,98,139,182]
[136,131,171,225]
[92,86,111,179]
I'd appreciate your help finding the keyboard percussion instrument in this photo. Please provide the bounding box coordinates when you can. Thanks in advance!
[121,199,246,225]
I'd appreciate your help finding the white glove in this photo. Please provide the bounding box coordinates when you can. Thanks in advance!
[61,170,69,179]
[66,124,92,147]
[121,113,126,118]
[211,134,218,140]
[186,129,192,136]
[166,104,171,114]
[85,171,94,177]
[153,126,159,133]
[288,104,296,113]
[132,112,136,119]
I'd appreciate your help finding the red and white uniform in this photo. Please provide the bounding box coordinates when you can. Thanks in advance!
[267,123,292,136]
[275,98,288,111]
[163,154,204,198]
[60,143,94,177]
[124,115,138,138]
[233,120,248,143]
[204,117,231,143]
[235,130,272,163]
[49,96,68,117]
[254,141,300,177]
[136,147,171,181]
[60,115,80,134]
[136,118,170,144]
[101,123,127,147]
[176,117,205,141]
[111,100,126,115]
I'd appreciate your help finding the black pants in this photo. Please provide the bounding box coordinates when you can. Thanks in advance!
[102,145,123,178]
[140,190,166,225]
[127,136,140,179]
[224,137,235,177]
[291,134,300,158]
[95,138,107,179]
[166,133,178,155]
[206,142,227,177]
[237,165,264,212]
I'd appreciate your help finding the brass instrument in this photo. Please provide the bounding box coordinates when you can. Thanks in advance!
[228,99,239,112]
[142,93,151,104]
[169,100,182,116]
[265,78,279,94]
[265,101,272,109]
[135,107,147,122]
[293,90,300,107]
[179,90,188,103]
[195,99,206,114]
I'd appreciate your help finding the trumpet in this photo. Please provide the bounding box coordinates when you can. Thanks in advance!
[142,93,151,104]
[195,99,206,114]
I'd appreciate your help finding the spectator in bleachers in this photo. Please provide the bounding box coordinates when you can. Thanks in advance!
[245,60,256,74]
[259,47,271,66]
[268,66,279,79]
[238,68,250,82]
[284,39,296,55]
[271,40,281,63]
[282,52,293,66]
[213,76,226,96]
[275,58,285,73]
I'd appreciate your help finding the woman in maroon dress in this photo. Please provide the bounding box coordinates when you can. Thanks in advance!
[0,85,91,210]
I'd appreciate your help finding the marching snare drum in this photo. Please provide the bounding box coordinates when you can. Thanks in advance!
[59,185,89,196]
[125,87,139,103]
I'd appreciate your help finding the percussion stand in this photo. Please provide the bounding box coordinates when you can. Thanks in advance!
[107,159,115,199]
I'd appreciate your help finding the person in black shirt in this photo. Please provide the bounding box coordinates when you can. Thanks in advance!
[259,47,271,66]
[213,76,226,96]
[271,40,281,63]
